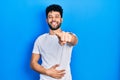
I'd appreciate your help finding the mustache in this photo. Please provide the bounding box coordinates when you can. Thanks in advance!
[50,21,57,23]
[48,23,61,30]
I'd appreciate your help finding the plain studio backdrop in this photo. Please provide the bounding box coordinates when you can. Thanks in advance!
[0,0,120,80]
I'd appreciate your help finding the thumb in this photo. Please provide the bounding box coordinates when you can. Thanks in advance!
[52,64,59,69]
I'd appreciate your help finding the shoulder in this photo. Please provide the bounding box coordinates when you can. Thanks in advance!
[37,33,48,39]
[34,33,49,43]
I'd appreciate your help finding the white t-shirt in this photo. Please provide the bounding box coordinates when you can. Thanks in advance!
[32,33,74,80]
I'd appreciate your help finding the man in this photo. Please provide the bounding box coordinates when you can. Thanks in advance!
[30,4,78,80]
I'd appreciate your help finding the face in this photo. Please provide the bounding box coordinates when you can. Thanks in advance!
[47,11,62,30]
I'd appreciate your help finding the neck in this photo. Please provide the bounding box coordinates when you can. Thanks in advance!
[49,28,62,35]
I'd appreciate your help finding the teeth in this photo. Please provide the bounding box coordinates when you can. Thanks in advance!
[52,22,57,25]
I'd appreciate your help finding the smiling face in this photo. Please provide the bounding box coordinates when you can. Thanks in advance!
[47,11,63,30]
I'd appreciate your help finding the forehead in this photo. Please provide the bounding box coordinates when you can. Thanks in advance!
[48,11,61,16]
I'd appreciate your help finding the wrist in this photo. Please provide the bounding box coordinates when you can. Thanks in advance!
[40,66,48,75]
[45,69,50,76]
[44,68,48,75]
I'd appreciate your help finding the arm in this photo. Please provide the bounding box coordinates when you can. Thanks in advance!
[54,31,78,46]
[30,53,46,74]
[30,53,65,79]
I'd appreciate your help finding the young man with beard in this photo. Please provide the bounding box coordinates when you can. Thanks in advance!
[30,4,78,80]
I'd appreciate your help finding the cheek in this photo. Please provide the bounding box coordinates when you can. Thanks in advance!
[60,19,62,23]
[56,19,62,23]
[59,19,62,23]
[47,19,52,23]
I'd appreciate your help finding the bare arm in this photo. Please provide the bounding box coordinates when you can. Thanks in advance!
[30,53,46,74]
[30,53,65,79]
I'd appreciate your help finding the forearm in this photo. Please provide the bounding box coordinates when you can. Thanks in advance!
[30,62,65,79]
[30,61,47,75]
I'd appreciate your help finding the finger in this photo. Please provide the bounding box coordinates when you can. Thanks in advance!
[59,72,65,76]
[59,41,66,46]
[52,64,59,69]
[68,33,72,42]
[65,32,71,42]
[57,69,65,73]
[64,32,68,42]
[57,72,66,78]
[61,32,65,41]
[53,31,62,37]
[55,75,64,79]
[55,72,65,79]
[54,32,60,37]
[57,74,65,79]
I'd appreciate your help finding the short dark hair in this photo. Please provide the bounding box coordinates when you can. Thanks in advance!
[46,4,63,18]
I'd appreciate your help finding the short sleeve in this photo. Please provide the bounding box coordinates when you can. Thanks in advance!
[32,39,41,54]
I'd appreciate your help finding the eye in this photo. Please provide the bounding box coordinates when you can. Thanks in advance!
[48,16,53,19]
[55,15,60,18]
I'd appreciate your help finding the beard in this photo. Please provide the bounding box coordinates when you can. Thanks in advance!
[48,22,61,30]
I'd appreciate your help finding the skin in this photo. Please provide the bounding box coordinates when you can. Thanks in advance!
[30,11,78,79]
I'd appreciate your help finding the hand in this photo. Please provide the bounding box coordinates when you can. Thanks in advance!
[45,64,65,79]
[54,31,72,45]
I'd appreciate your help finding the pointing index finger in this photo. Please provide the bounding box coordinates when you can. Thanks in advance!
[53,31,62,37]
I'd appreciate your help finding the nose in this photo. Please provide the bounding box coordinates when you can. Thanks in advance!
[52,17,56,21]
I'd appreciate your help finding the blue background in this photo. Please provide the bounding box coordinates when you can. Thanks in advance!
[0,0,119,80]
